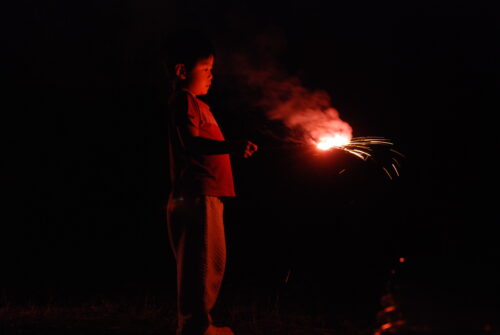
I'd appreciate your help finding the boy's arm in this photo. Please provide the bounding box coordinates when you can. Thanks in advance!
[172,92,258,158]
[188,137,258,158]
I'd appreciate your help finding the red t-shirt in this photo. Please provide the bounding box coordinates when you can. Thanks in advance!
[167,90,236,197]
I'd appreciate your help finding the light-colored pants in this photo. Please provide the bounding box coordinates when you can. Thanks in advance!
[167,194,227,335]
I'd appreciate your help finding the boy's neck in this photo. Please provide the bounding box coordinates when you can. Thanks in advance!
[181,88,197,97]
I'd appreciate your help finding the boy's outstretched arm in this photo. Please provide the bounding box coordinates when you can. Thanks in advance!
[171,92,258,158]
[188,137,258,158]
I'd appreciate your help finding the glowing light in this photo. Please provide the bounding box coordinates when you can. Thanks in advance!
[316,134,351,150]
[384,305,397,313]
[399,257,405,263]
[381,322,393,330]
[311,136,404,180]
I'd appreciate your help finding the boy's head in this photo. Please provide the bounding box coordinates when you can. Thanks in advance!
[161,29,215,96]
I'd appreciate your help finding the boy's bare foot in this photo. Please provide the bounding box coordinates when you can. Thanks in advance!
[203,325,234,335]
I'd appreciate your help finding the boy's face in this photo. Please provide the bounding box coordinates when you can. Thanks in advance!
[183,55,214,96]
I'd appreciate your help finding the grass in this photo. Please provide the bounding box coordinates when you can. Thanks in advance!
[2,288,497,335]
[0,296,176,334]
[6,271,497,335]
[0,293,375,335]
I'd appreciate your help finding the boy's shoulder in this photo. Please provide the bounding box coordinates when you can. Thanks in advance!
[170,89,199,103]
[169,90,211,118]
[173,89,210,109]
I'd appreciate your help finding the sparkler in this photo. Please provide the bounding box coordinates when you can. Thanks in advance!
[263,134,404,180]
[312,135,405,180]
[260,108,404,179]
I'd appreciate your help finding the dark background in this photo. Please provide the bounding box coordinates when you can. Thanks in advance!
[2,0,498,330]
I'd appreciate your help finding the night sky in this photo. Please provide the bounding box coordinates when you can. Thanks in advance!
[2,0,498,329]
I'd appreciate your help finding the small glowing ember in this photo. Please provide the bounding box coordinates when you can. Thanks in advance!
[316,134,351,150]
[381,322,393,330]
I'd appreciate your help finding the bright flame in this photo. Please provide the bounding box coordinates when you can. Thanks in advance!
[316,134,351,150]
[308,135,403,180]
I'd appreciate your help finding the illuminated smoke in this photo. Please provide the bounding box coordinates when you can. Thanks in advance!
[261,75,353,144]
[221,29,352,145]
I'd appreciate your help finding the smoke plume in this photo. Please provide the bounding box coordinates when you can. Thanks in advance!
[221,28,352,145]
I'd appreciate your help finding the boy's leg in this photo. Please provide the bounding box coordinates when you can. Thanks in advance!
[167,195,227,335]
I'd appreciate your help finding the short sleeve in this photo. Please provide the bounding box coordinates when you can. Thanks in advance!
[170,91,200,143]
[184,93,201,137]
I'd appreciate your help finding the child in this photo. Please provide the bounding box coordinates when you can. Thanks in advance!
[161,29,258,335]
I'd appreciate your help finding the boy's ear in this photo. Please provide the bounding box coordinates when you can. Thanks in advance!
[174,64,187,80]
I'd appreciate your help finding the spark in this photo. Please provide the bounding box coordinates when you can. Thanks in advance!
[316,134,351,150]
[382,167,393,180]
[391,157,401,167]
[392,163,400,177]
[315,136,392,160]
[284,268,292,284]
[381,322,393,330]
[314,136,404,180]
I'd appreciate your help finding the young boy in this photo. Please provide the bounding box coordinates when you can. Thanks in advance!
[161,30,258,335]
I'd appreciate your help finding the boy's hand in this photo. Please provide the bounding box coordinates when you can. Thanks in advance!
[243,140,258,158]
[232,140,258,158]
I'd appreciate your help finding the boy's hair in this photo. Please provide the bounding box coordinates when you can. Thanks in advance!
[160,29,215,79]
